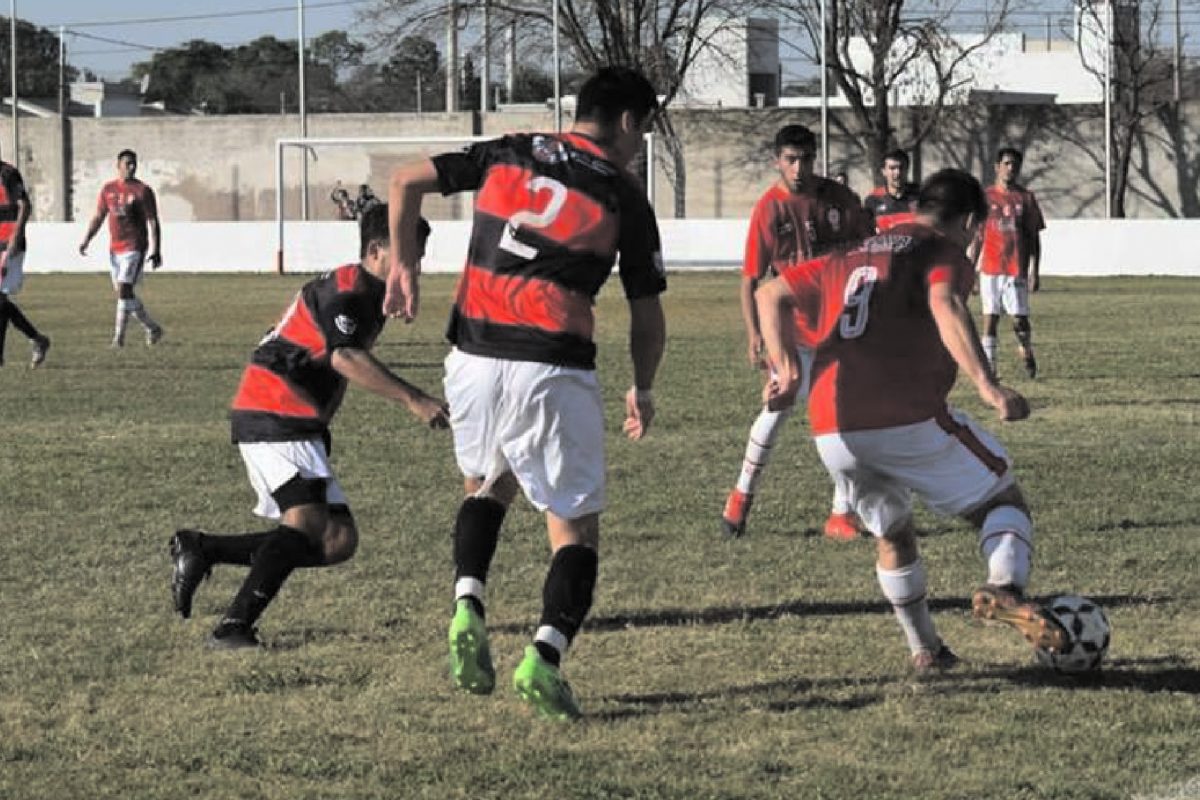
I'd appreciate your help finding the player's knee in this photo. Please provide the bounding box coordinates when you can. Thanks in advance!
[878,519,918,563]
[1013,317,1030,335]
[322,506,358,565]
[964,484,1029,528]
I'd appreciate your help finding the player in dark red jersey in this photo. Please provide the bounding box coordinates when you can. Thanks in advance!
[720,124,870,542]
[755,169,1067,672]
[975,147,1045,378]
[385,67,666,720]
[0,149,50,368]
[168,205,449,650]
[862,149,919,232]
[79,150,165,348]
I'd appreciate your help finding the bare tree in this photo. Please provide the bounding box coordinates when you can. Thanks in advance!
[361,0,760,217]
[1074,0,1174,218]
[776,0,1020,183]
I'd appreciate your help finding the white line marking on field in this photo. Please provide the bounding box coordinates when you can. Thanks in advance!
[1134,776,1200,800]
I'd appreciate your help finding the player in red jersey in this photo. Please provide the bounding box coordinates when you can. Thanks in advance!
[0,149,50,368]
[720,124,870,542]
[862,149,919,232]
[385,67,666,720]
[975,147,1045,378]
[167,205,449,650]
[755,169,1067,671]
[79,150,165,348]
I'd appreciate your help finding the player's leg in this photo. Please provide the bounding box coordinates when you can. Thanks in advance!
[823,477,865,541]
[979,276,1002,374]
[112,253,162,346]
[1013,316,1035,378]
[0,256,50,367]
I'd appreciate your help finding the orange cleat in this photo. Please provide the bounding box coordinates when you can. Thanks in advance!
[823,511,864,541]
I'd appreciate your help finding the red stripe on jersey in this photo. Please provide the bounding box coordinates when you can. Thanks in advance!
[875,211,916,231]
[0,181,17,244]
[456,264,594,339]
[231,364,321,419]
[475,164,617,255]
[276,295,328,359]
[560,132,608,158]
[935,409,1008,476]
[927,265,952,285]
[335,263,359,293]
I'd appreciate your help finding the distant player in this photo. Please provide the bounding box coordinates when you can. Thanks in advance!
[79,149,165,348]
[862,149,919,232]
[975,147,1045,378]
[755,168,1067,672]
[168,206,449,650]
[721,124,870,541]
[385,66,666,721]
[0,148,50,368]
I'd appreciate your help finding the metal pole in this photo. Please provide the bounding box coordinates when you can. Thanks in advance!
[1104,1,1111,219]
[446,1,458,112]
[1174,0,1181,103]
[298,0,309,221]
[10,0,18,169]
[275,140,285,273]
[552,0,562,132]
[820,0,829,176]
[58,25,64,115]
[480,0,490,111]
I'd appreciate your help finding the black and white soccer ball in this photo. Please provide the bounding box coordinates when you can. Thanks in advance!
[1034,594,1111,673]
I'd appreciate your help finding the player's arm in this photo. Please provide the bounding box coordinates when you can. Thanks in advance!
[754,276,802,412]
[739,274,763,367]
[1027,230,1041,292]
[146,188,162,268]
[385,158,441,321]
[622,294,665,441]
[928,279,1028,421]
[79,195,108,255]
[330,346,449,429]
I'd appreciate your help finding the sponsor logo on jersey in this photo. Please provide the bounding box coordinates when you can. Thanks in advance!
[532,135,569,165]
[335,314,357,336]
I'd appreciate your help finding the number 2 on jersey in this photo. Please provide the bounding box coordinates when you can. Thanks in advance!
[499,176,568,259]
[838,266,878,339]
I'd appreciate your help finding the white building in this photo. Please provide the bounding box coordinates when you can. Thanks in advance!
[678,17,780,108]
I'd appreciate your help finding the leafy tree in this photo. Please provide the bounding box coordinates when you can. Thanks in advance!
[0,17,80,98]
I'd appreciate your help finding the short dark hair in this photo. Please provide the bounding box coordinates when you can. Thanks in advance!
[882,149,910,169]
[117,149,137,162]
[774,124,816,154]
[916,168,987,223]
[358,203,431,259]
[575,67,658,129]
[996,147,1024,166]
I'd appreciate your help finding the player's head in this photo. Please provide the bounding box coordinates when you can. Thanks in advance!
[995,147,1023,185]
[916,168,987,244]
[574,67,659,168]
[117,149,138,179]
[773,125,817,192]
[359,203,431,272]
[881,149,910,191]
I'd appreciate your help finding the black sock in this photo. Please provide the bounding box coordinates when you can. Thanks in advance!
[536,545,598,667]
[0,298,10,357]
[4,300,39,340]
[221,526,324,627]
[453,497,506,607]
[197,530,277,566]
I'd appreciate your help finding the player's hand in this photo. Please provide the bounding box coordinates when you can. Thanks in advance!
[413,396,450,430]
[383,265,419,322]
[622,387,655,441]
[78,242,89,256]
[1030,273,1040,292]
[983,383,1029,421]
[763,371,800,412]
[747,334,765,369]
[148,253,162,269]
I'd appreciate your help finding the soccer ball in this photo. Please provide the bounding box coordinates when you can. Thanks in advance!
[1034,594,1111,674]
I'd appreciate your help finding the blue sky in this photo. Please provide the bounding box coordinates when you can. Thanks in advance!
[20,1,368,80]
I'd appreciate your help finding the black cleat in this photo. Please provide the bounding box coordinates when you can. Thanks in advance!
[30,335,50,368]
[1019,348,1037,379]
[720,516,746,538]
[170,529,212,620]
[206,620,261,651]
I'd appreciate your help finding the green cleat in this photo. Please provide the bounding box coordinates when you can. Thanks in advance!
[448,599,495,694]
[512,645,582,721]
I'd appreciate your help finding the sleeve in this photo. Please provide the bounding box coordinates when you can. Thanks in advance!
[616,179,667,300]
[430,137,505,195]
[924,240,971,298]
[3,166,27,203]
[779,256,826,341]
[95,185,108,215]
[319,289,384,352]
[742,197,773,280]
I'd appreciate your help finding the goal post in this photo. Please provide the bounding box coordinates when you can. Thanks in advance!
[273,133,658,274]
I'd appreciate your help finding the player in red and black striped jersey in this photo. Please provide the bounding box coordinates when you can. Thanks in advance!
[168,206,448,650]
[862,149,920,233]
[0,152,51,368]
[386,67,666,719]
[721,124,871,542]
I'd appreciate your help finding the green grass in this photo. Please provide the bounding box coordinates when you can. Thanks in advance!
[1,272,1198,800]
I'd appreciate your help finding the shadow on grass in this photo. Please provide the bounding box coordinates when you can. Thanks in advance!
[487,593,1170,636]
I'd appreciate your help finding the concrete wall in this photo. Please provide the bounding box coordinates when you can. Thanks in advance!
[6,99,1200,226]
[23,218,1200,277]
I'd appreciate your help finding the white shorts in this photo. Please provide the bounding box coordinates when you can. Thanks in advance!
[444,348,605,519]
[1,250,25,295]
[979,274,1030,317]
[814,408,1015,537]
[110,251,146,287]
[238,439,348,520]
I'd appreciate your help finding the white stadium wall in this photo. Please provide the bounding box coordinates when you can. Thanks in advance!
[22,219,1200,276]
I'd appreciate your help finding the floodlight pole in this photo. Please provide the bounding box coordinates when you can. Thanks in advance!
[10,0,18,169]
[820,0,829,176]
[1103,1,1111,219]
[297,0,311,221]
[553,0,562,132]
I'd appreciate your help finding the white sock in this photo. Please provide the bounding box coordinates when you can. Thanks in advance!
[128,298,158,331]
[979,506,1034,590]
[877,560,941,655]
[734,405,794,495]
[114,300,133,341]
[454,576,485,606]
[830,481,851,515]
[982,335,998,371]
[534,625,569,662]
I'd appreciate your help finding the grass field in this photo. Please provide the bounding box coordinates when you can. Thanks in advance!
[1,271,1198,800]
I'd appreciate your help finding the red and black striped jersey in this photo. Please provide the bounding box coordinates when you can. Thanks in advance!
[863,184,919,232]
[230,263,387,443]
[0,161,28,253]
[432,132,666,370]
